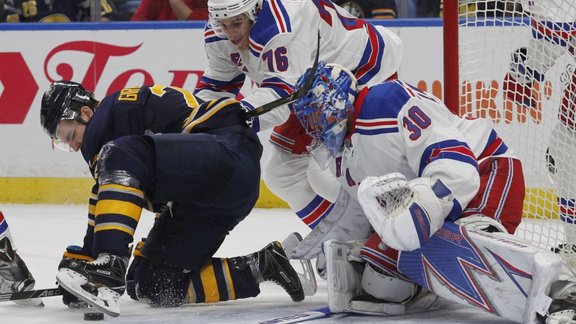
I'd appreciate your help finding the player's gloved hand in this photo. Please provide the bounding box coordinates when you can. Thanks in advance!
[503,47,542,109]
[57,245,94,308]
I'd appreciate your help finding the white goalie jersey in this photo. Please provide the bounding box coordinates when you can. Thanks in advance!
[195,0,403,131]
[333,80,514,219]
[515,0,576,84]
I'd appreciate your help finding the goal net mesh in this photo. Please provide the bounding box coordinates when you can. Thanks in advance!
[451,0,576,258]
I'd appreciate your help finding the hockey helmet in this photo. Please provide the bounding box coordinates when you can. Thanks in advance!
[40,81,96,139]
[208,0,263,23]
[291,62,358,162]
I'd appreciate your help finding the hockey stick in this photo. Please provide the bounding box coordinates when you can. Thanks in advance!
[0,278,136,303]
[245,32,321,119]
[0,287,63,302]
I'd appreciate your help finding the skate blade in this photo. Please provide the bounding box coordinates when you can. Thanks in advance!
[56,269,121,317]
[283,232,317,296]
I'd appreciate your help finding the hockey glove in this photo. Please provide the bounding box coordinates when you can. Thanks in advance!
[58,245,95,308]
[503,47,543,109]
[357,173,453,251]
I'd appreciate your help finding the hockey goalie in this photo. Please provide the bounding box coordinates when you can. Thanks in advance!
[286,61,576,323]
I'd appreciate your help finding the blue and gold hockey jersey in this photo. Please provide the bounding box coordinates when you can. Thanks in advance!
[81,85,249,174]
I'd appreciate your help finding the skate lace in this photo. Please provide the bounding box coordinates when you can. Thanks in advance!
[88,254,112,268]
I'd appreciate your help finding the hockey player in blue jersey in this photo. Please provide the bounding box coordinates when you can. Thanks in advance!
[287,62,576,323]
[39,81,306,316]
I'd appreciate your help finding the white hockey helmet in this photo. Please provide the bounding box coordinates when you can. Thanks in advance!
[208,0,263,22]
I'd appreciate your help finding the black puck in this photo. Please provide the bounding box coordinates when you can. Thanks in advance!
[84,312,104,321]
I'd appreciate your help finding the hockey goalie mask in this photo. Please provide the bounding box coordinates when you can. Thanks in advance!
[292,62,357,165]
[40,81,96,151]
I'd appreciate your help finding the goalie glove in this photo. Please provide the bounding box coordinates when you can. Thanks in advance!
[357,173,453,251]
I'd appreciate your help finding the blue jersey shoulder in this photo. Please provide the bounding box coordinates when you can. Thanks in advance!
[358,80,411,120]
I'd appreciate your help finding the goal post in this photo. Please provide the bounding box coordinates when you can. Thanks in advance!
[442,0,576,256]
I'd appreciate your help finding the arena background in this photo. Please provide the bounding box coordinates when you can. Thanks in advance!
[0,19,544,209]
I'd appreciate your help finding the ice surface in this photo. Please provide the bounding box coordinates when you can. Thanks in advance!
[0,205,514,323]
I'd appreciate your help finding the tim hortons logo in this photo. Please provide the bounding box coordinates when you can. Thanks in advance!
[0,41,205,124]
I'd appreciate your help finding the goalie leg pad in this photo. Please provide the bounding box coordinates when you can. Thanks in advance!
[324,240,368,313]
[325,239,420,316]
[398,221,562,323]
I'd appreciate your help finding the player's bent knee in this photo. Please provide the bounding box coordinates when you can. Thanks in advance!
[133,258,189,307]
[97,136,154,187]
[361,263,417,303]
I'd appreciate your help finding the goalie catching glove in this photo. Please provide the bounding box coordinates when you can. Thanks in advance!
[357,173,454,251]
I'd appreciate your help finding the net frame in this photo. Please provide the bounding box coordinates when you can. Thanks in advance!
[443,0,576,260]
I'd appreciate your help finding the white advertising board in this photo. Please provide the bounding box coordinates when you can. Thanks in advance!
[0,21,442,179]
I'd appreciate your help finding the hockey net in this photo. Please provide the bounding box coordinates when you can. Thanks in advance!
[443,0,576,262]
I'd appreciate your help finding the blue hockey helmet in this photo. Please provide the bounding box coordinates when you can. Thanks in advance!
[291,62,358,159]
[40,81,97,139]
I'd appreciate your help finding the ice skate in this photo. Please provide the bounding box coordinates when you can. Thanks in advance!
[281,232,317,296]
[232,240,305,302]
[0,236,43,306]
[56,253,127,317]
[543,280,576,324]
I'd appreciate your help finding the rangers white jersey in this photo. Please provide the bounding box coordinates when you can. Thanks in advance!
[195,0,403,131]
[519,0,576,23]
[330,80,514,221]
[516,0,576,83]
